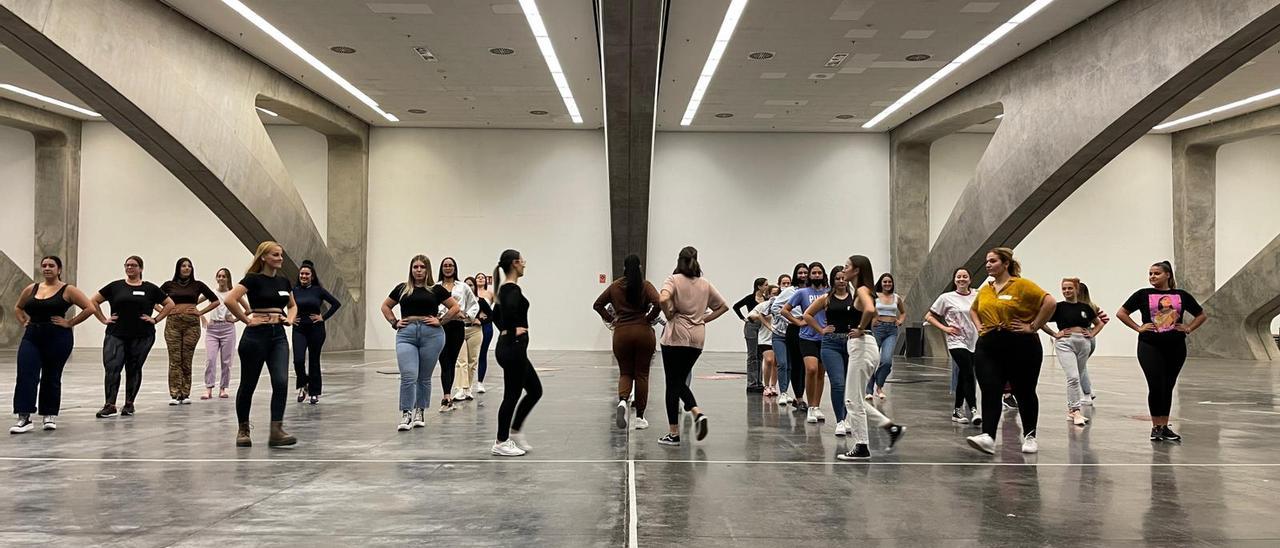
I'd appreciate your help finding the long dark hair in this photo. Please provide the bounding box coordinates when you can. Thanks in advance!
[847,255,875,291]
[298,259,322,287]
[806,262,827,289]
[828,265,846,294]
[673,246,702,278]
[875,273,895,294]
[622,254,645,307]
[944,267,969,293]
[1153,260,1176,289]
[791,263,809,288]
[40,255,63,280]
[439,257,459,283]
[172,257,193,282]
[493,249,522,288]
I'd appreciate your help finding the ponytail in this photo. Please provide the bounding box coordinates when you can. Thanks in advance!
[989,247,1020,277]
[1154,260,1176,289]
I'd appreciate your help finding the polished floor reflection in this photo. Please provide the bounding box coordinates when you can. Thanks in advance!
[1,347,1278,546]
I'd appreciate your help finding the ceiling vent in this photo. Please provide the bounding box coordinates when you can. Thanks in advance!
[835,114,855,119]
[529,110,549,115]
[413,46,438,62]
[748,51,775,60]
[489,47,515,55]
[824,52,849,68]
[407,108,427,114]
[714,112,734,118]
[329,46,357,54]
[905,53,932,61]
[808,73,835,80]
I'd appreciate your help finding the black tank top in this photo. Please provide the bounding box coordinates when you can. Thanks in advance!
[24,284,72,323]
[825,291,857,333]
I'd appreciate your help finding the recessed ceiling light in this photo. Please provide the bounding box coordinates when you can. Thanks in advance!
[863,0,1056,129]
[219,0,398,122]
[413,46,438,62]
[0,83,101,117]
[529,110,549,115]
[714,112,734,118]
[825,52,849,67]
[329,46,357,54]
[489,47,515,55]
[516,0,583,124]
[748,51,775,60]
[1154,87,1280,130]
[255,106,279,117]
[905,54,931,61]
[681,0,749,126]
[407,108,427,114]
[835,114,855,119]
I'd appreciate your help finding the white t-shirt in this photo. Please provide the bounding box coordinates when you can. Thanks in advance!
[208,289,232,322]
[929,290,978,352]
[751,300,774,345]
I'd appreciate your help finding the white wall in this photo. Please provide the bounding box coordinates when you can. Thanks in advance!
[1215,135,1280,334]
[0,125,35,272]
[929,134,1175,357]
[265,125,328,243]
[649,132,891,352]
[365,128,612,351]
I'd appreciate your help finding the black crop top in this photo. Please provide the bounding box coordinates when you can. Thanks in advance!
[493,283,529,331]
[160,279,218,305]
[23,284,73,323]
[389,283,451,317]
[1051,301,1097,331]
[825,291,857,333]
[478,298,493,325]
[239,273,292,310]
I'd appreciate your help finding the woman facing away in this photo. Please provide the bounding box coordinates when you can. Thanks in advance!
[656,246,729,447]
[594,253,661,430]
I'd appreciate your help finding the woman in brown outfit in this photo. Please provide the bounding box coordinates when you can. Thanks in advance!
[594,253,661,430]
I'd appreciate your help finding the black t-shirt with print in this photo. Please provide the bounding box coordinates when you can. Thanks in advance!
[99,280,167,339]
[1051,301,1097,331]
[1122,288,1203,342]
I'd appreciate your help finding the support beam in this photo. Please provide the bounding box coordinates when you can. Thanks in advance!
[891,0,1280,359]
[600,0,665,276]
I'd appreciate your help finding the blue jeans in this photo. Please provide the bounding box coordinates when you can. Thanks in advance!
[867,322,899,394]
[395,322,446,411]
[819,333,849,421]
[771,334,790,393]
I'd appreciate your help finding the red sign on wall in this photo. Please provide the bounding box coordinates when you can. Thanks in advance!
[599,274,607,283]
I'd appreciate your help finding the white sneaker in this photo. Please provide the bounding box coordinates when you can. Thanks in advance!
[834,420,848,437]
[42,416,57,431]
[813,408,826,422]
[475,382,486,394]
[180,398,192,405]
[9,416,33,434]
[1022,433,1039,454]
[463,389,474,400]
[1081,393,1094,406]
[615,400,629,429]
[491,439,526,457]
[452,388,464,401]
[397,411,413,431]
[777,392,789,406]
[967,433,995,454]
[510,431,533,452]
[806,407,818,424]
[634,417,650,430]
[412,408,425,428]
[168,399,180,406]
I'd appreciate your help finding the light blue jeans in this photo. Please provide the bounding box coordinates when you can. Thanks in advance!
[819,333,849,421]
[867,322,899,394]
[771,334,790,393]
[395,322,446,412]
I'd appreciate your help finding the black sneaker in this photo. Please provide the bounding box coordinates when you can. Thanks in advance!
[795,400,809,412]
[121,403,135,416]
[746,385,765,393]
[95,404,118,418]
[1150,426,1164,441]
[695,414,709,441]
[884,424,905,448]
[658,433,681,446]
[1160,426,1182,442]
[1002,394,1018,410]
[9,415,34,434]
[836,443,872,461]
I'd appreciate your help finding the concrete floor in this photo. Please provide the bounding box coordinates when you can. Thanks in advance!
[2,347,1279,547]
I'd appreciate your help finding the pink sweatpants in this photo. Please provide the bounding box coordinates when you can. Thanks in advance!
[204,321,236,389]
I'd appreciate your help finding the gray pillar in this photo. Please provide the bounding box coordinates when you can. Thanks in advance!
[1171,141,1217,299]
[324,135,369,349]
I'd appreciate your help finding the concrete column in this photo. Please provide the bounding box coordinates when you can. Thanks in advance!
[889,141,930,296]
[1171,141,1217,299]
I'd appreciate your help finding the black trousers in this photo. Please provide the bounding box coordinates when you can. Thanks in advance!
[1136,337,1187,418]
[439,321,465,397]
[237,325,289,422]
[103,333,155,404]
[495,332,542,441]
[14,324,74,415]
[661,345,703,426]
[292,322,326,395]
[974,331,1041,437]
[785,323,804,399]
[949,347,977,411]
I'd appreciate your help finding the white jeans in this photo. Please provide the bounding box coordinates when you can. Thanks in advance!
[845,334,892,445]
[1054,334,1093,410]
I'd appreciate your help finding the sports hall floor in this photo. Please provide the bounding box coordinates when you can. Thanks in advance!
[1,348,1278,547]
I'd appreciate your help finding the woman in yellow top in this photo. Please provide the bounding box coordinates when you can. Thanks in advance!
[964,247,1056,456]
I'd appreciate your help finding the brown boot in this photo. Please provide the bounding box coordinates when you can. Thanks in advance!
[236,422,252,447]
[268,421,296,447]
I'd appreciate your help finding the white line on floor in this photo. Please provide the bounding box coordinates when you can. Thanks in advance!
[627,459,638,548]
[349,358,397,368]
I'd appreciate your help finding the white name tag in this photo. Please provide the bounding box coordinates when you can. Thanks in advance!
[132,291,146,296]
[997,295,1013,301]
[278,291,290,296]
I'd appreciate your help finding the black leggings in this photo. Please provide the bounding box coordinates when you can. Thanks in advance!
[661,345,702,426]
[495,333,542,442]
[292,322,326,395]
[949,347,977,410]
[974,331,1041,437]
[237,325,289,422]
[439,321,465,397]
[14,324,74,416]
[785,324,804,399]
[103,333,154,404]
[1136,338,1186,418]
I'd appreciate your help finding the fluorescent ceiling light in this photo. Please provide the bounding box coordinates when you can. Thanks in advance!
[220,0,399,122]
[255,106,279,117]
[518,0,583,124]
[681,0,749,126]
[862,0,1054,129]
[1153,87,1280,130]
[0,83,100,117]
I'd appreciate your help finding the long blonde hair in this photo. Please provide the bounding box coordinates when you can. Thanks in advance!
[402,255,434,299]
[245,241,282,275]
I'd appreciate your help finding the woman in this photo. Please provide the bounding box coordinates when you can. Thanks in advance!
[491,249,543,457]
[732,277,768,393]
[780,263,810,408]
[866,273,906,399]
[1040,278,1105,427]
[777,274,791,289]
[964,247,1056,455]
[803,267,856,436]
[837,255,906,460]
[199,268,245,400]
[769,270,803,407]
[381,255,461,432]
[594,254,661,430]
[84,256,175,419]
[437,257,477,412]
[1117,261,1207,442]
[784,262,829,423]
[474,272,495,394]
[925,268,980,425]
[748,285,780,397]
[455,276,484,402]
[656,246,729,446]
[10,256,96,434]
[160,258,220,405]
[292,260,342,405]
[224,242,298,447]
